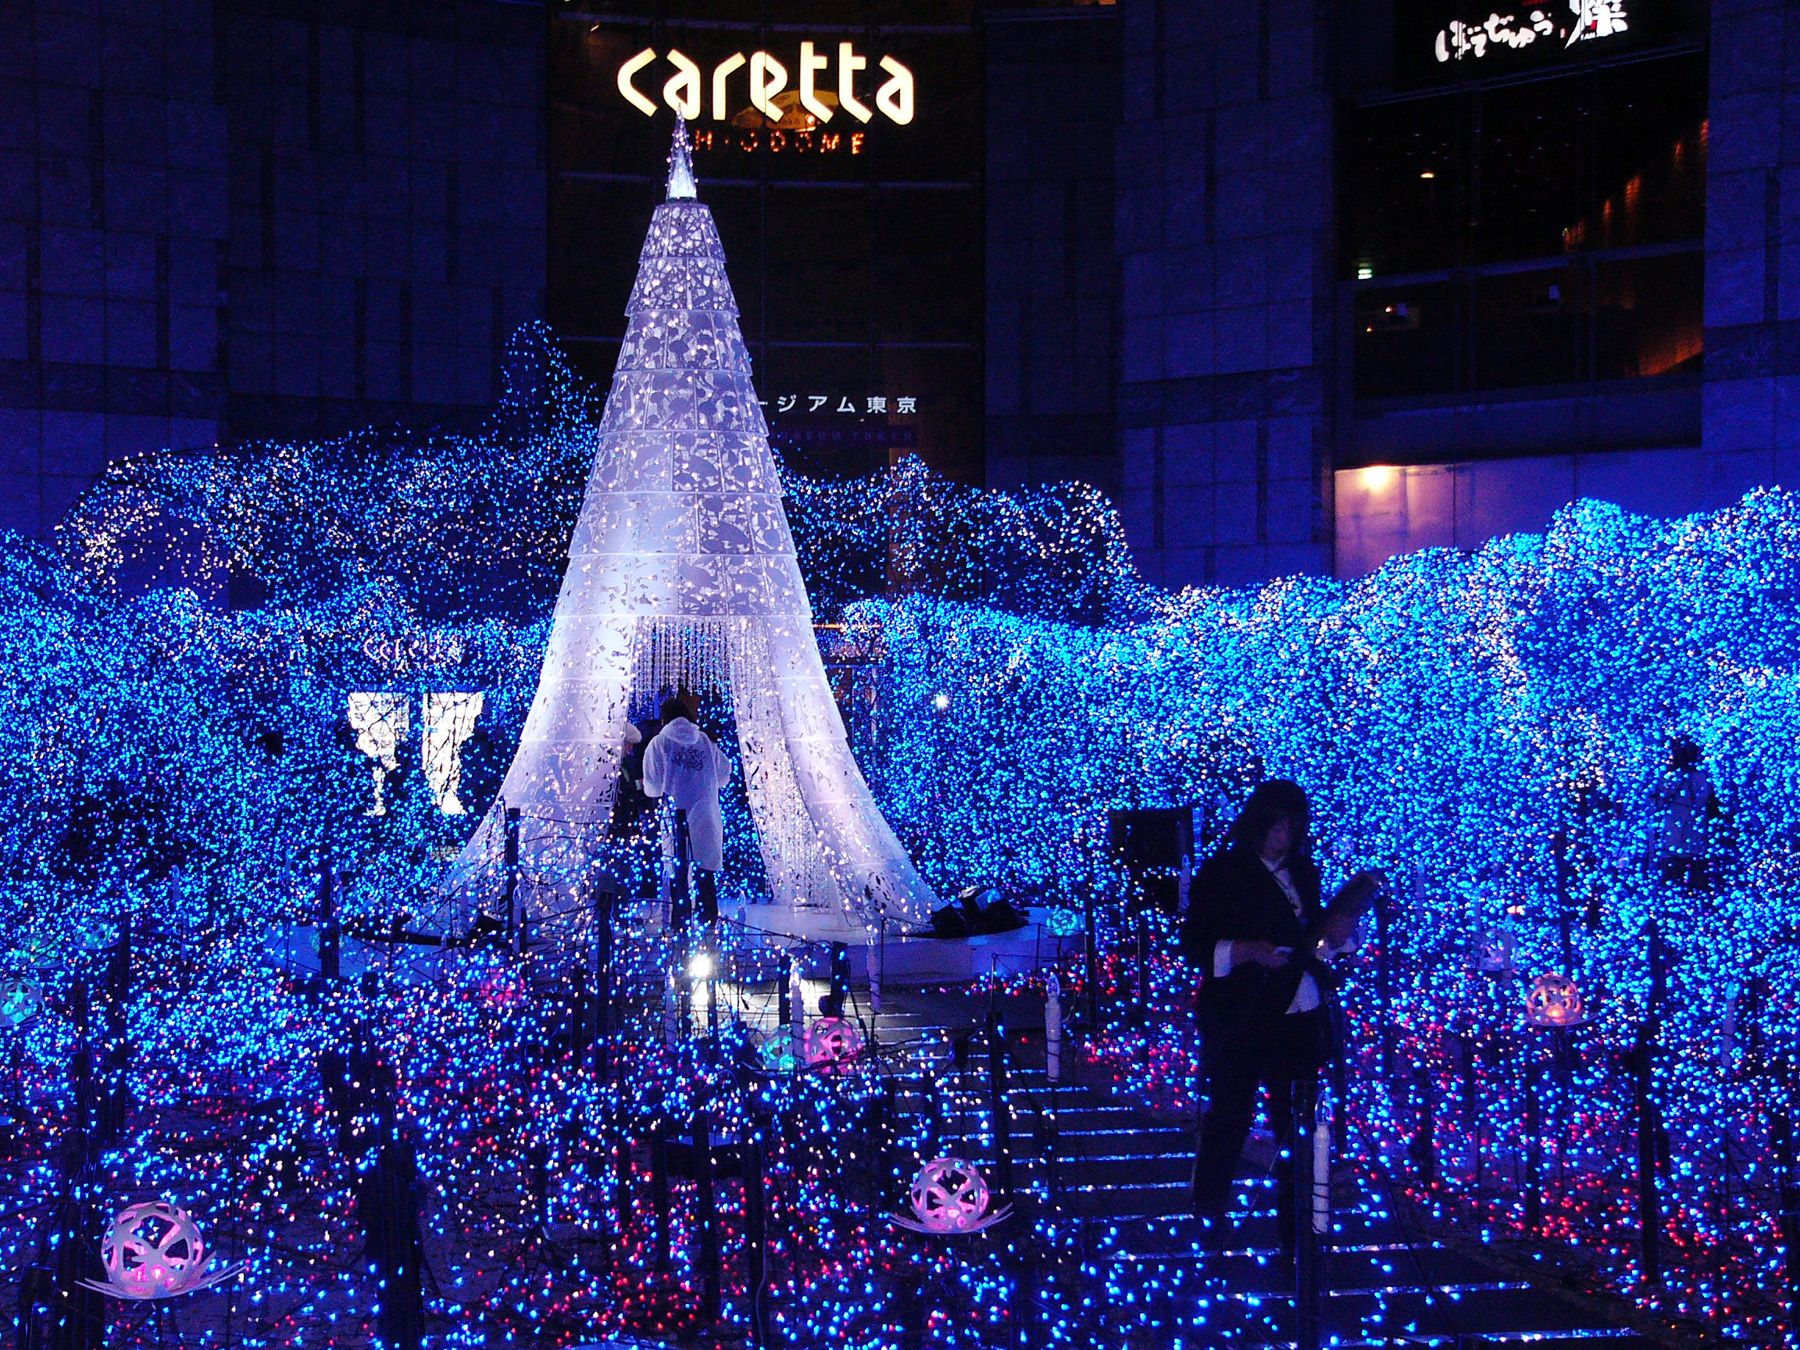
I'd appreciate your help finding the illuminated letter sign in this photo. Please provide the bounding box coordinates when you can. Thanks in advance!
[749,50,788,122]
[711,52,746,122]
[616,45,917,126]
[875,55,914,126]
[663,49,701,121]
[1432,0,1630,64]
[617,47,657,116]
[837,41,871,122]
[799,41,833,123]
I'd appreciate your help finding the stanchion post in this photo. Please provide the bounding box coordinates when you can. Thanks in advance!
[1773,1078,1800,1331]
[590,882,611,1061]
[1409,1060,1437,1185]
[1633,921,1670,1286]
[1294,1082,1324,1350]
[744,1135,767,1344]
[1134,895,1149,1029]
[1523,1053,1544,1232]
[1628,1017,1662,1286]
[503,805,521,956]
[694,1111,721,1326]
[1083,887,1099,1031]
[1376,902,1393,1083]
[987,1010,1014,1198]
[787,954,804,1046]
[651,1123,671,1273]
[317,862,340,982]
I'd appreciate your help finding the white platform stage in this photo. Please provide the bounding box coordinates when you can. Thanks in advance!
[724,899,1082,987]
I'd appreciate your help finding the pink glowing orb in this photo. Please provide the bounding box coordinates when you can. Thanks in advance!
[907,1157,992,1234]
[802,1015,863,1070]
[99,1201,210,1299]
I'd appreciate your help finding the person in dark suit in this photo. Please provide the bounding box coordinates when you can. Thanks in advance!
[1180,779,1359,1243]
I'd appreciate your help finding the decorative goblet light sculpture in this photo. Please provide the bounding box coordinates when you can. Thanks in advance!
[80,1200,245,1300]
[891,1156,1011,1235]
[0,974,42,1029]
[1523,972,1587,1028]
[802,1016,864,1070]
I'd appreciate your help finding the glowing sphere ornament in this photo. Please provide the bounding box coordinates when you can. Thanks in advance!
[891,1156,1011,1235]
[80,1200,245,1300]
[0,975,42,1029]
[1471,927,1515,976]
[759,1025,801,1074]
[1046,906,1081,938]
[1524,972,1587,1028]
[802,1016,864,1070]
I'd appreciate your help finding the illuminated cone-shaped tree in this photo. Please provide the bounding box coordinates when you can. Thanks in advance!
[450,120,934,932]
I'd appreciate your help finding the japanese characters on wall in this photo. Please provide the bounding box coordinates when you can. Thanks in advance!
[1434,0,1630,65]
[1398,0,1700,84]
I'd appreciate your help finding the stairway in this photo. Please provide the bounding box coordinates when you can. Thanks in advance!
[857,987,1672,1350]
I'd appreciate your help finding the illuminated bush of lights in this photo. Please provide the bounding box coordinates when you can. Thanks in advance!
[0,326,1793,1341]
[852,493,1800,1337]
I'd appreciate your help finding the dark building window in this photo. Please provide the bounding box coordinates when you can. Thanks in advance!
[1343,50,1705,400]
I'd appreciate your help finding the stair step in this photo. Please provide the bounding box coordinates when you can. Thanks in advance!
[841,991,1658,1350]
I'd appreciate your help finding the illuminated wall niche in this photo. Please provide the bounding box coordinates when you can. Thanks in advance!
[347,692,485,816]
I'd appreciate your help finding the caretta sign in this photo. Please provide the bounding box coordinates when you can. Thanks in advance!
[617,43,915,126]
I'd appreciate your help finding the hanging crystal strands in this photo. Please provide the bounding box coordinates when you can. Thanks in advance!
[631,617,742,716]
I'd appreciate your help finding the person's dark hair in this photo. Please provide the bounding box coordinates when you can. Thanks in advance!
[1228,779,1312,859]
[659,695,690,724]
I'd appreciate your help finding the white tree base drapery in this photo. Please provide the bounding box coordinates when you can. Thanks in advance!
[443,120,934,939]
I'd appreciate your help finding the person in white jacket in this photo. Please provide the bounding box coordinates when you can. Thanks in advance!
[642,696,732,928]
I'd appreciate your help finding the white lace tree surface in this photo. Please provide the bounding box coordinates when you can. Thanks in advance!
[449,120,935,933]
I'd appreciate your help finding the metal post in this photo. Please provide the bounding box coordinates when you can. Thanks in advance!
[1294,1082,1324,1350]
[1376,904,1392,1083]
[694,1111,721,1326]
[1133,898,1149,1029]
[1629,1019,1662,1285]
[503,806,521,957]
[1083,887,1099,1031]
[651,1124,671,1272]
[787,955,804,1047]
[827,942,851,1018]
[671,810,692,934]
[612,1126,632,1247]
[317,863,340,982]
[1553,825,1573,972]
[868,923,883,1015]
[106,916,130,1046]
[744,1136,767,1345]
[99,916,132,1150]
[1775,1092,1800,1330]
[1523,1054,1543,1232]
[590,884,611,1061]
[987,1011,1014,1198]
